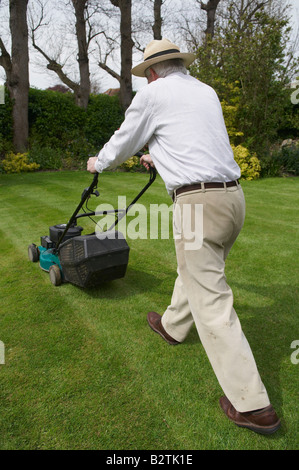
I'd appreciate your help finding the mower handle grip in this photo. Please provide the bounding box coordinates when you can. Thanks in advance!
[91,172,99,186]
[135,151,157,178]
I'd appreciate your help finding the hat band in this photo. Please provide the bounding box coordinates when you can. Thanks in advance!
[145,48,180,61]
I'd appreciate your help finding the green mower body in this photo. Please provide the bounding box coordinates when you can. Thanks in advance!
[28,243,63,286]
[38,246,62,273]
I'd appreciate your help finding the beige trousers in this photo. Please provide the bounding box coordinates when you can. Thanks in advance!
[162,184,270,412]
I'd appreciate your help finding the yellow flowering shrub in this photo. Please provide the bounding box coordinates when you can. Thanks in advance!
[231,144,261,180]
[120,155,140,171]
[1,152,40,174]
[220,81,244,144]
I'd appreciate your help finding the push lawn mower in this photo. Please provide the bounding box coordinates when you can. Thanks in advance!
[28,156,156,288]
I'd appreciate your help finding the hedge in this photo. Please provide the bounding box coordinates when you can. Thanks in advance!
[0,87,13,155]
[1,86,297,177]
[0,87,124,166]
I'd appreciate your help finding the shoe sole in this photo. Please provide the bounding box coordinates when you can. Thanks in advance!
[235,420,281,435]
[220,398,281,435]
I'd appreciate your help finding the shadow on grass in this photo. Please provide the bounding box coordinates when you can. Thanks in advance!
[73,261,296,437]
[80,267,165,299]
[231,281,298,436]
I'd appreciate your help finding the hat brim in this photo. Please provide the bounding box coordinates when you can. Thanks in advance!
[131,52,196,77]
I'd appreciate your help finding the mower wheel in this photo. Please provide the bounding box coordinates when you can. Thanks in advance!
[49,264,62,286]
[28,244,39,262]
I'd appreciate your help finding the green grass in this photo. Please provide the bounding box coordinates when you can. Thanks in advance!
[0,170,298,450]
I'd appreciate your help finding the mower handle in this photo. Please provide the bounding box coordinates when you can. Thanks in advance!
[89,172,99,189]
[107,159,156,231]
[54,170,99,251]
[54,152,156,250]
[75,158,157,230]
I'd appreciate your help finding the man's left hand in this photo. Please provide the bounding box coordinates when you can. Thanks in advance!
[87,157,98,173]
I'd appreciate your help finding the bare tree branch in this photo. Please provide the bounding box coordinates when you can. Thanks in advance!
[98,61,120,81]
[30,0,93,108]
[0,36,12,74]
[31,24,78,92]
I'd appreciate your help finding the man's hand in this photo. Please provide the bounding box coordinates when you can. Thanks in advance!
[140,154,155,171]
[87,156,98,173]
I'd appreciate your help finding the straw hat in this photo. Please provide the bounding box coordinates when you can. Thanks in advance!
[131,38,196,77]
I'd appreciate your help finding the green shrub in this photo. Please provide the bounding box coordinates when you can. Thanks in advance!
[28,145,63,170]
[119,147,150,172]
[0,87,13,158]
[28,88,87,153]
[119,155,144,172]
[231,144,261,180]
[85,94,124,150]
[1,152,40,174]
[27,88,124,161]
[269,143,299,176]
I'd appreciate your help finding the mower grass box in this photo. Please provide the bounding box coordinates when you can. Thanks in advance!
[59,232,130,288]
[28,161,156,288]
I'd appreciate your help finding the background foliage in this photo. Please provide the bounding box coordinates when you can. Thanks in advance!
[1,80,299,178]
[0,0,298,178]
[0,88,124,169]
[190,5,299,170]
[28,88,124,165]
[1,83,298,178]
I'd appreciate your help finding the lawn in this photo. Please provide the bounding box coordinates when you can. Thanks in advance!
[0,170,298,451]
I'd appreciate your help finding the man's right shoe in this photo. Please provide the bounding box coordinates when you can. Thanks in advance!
[219,396,281,435]
[147,311,180,345]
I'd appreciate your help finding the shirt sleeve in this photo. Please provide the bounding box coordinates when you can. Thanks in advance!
[95,86,156,173]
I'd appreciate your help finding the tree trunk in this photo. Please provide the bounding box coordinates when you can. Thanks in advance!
[109,0,133,110]
[152,0,163,40]
[72,0,90,109]
[201,0,221,39]
[119,0,133,111]
[8,0,29,152]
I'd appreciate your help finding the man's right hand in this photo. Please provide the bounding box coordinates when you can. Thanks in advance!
[87,156,98,173]
[140,154,155,171]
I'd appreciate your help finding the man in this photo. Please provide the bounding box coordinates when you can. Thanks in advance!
[87,38,280,435]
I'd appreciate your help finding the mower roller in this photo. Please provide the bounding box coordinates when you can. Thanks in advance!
[28,155,156,288]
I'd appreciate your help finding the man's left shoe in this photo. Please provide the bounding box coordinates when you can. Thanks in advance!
[147,311,180,345]
[219,396,281,435]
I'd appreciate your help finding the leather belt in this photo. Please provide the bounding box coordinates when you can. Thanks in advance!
[173,180,240,201]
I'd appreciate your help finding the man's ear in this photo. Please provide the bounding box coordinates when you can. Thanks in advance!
[148,68,159,83]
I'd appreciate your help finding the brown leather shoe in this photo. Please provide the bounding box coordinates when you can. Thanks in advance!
[147,312,180,345]
[219,396,281,435]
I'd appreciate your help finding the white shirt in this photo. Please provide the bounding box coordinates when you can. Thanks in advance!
[95,72,241,195]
